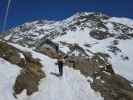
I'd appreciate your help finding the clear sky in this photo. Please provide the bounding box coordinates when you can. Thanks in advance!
[0,0,133,32]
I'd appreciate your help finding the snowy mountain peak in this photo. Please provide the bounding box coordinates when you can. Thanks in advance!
[65,12,109,21]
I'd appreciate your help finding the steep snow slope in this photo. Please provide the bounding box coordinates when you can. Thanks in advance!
[53,27,133,81]
[0,58,21,100]
[108,17,133,27]
[9,43,103,100]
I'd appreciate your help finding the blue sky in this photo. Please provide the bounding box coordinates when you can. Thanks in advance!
[0,0,133,32]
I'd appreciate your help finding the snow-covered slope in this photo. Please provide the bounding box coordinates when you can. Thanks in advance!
[0,58,21,100]
[53,28,133,81]
[7,43,103,100]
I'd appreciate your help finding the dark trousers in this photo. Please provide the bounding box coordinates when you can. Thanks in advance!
[58,61,63,76]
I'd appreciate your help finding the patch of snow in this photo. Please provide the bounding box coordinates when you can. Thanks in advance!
[87,76,93,83]
[4,34,12,40]
[108,17,133,28]
[16,90,28,100]
[0,58,21,100]
[19,53,25,59]
[59,45,70,54]
[103,71,111,76]
[99,65,104,68]
[109,39,133,81]
[101,80,105,84]
[106,22,117,33]
[131,83,133,87]
[96,76,101,80]
[53,28,95,47]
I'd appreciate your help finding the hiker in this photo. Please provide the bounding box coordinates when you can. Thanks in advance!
[56,53,65,76]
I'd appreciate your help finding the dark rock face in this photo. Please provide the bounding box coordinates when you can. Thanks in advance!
[112,22,133,34]
[13,52,45,96]
[112,40,119,45]
[13,69,39,95]
[36,39,60,58]
[13,66,44,95]
[127,33,133,38]
[89,30,114,40]
[108,46,121,55]
[0,41,21,65]
[66,54,133,100]
[116,34,131,40]
[91,73,133,100]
